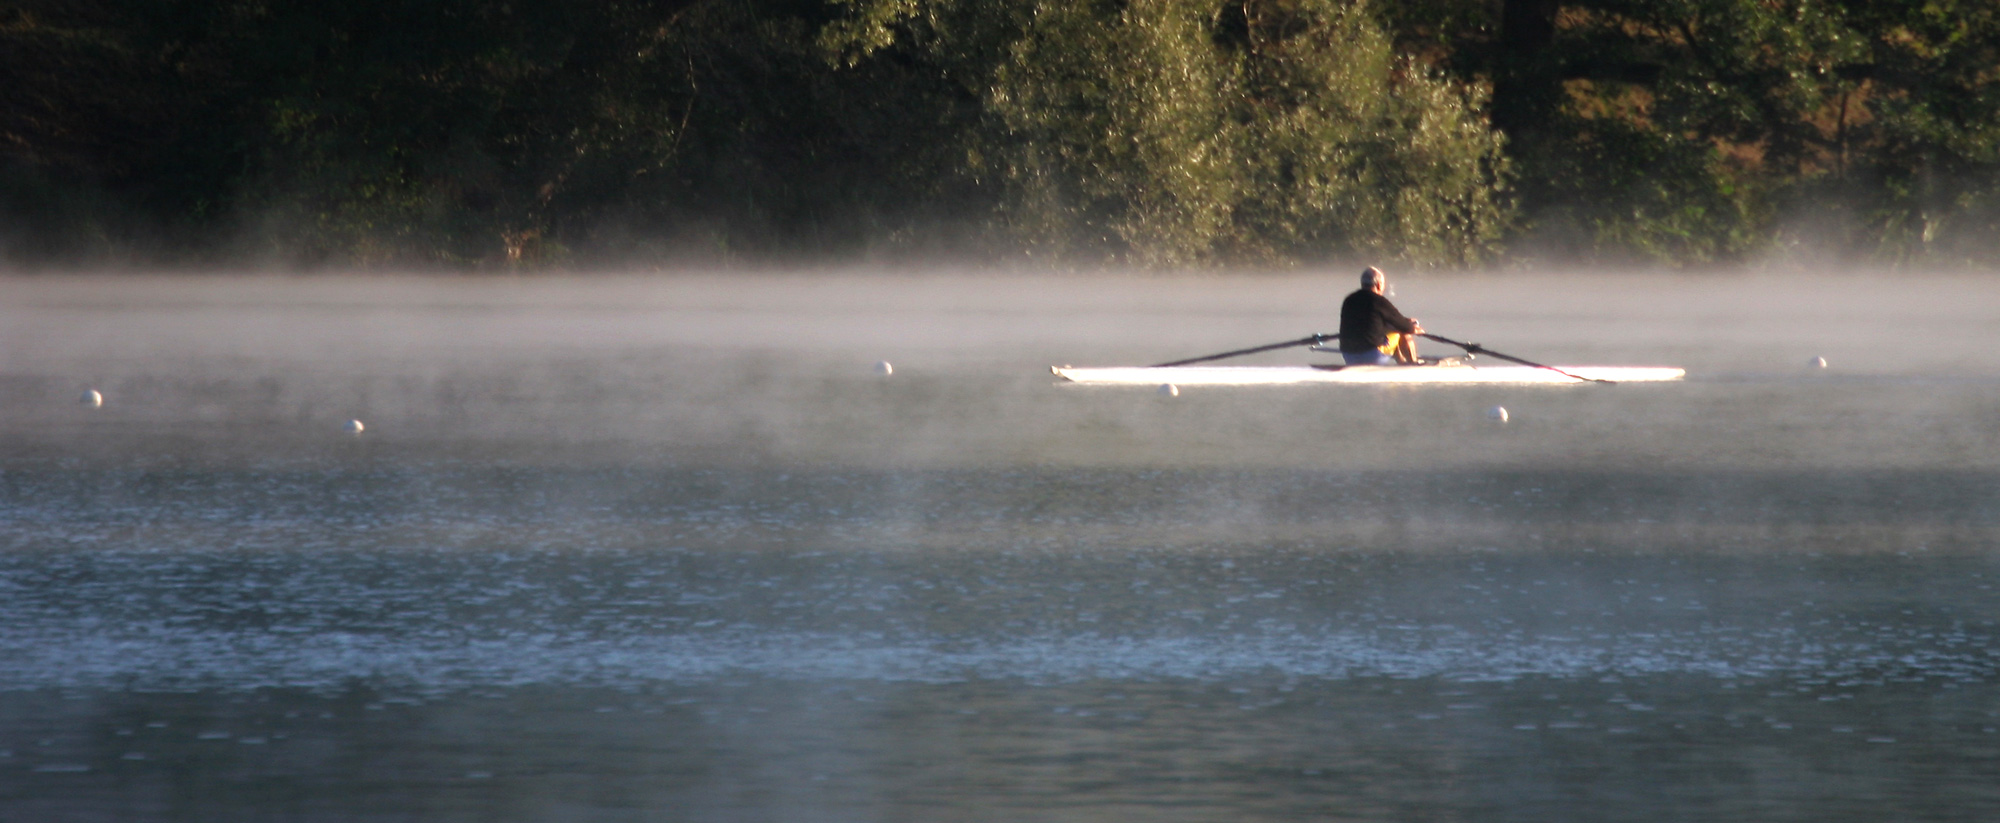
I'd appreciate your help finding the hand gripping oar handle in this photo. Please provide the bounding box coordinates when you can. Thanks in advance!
[1418,333,1613,384]
[1151,334,1336,368]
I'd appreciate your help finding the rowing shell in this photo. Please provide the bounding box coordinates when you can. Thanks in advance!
[1050,363,1684,385]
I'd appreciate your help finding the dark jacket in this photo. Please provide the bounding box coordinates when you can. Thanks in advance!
[1338,288,1416,353]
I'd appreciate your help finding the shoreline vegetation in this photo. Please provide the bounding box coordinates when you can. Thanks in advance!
[3,0,1997,272]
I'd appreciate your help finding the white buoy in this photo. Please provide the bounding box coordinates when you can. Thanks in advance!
[343,419,365,435]
[874,360,894,376]
[1486,405,1509,423]
[1158,384,1179,397]
[1810,356,1828,369]
[79,389,103,408]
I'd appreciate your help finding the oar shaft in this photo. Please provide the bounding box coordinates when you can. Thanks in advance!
[1418,333,1611,384]
[1151,334,1335,368]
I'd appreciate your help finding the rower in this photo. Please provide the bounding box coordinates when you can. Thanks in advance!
[1338,267,1422,365]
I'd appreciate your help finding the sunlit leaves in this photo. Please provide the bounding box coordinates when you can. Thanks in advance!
[909,0,1512,266]
[10,0,1992,267]
[1383,0,2000,266]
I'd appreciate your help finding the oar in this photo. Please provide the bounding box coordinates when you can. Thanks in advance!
[1419,333,1612,384]
[1151,334,1335,368]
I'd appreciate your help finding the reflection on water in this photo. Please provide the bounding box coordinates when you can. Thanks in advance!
[0,274,1997,821]
[5,677,1998,821]
[2,467,1998,692]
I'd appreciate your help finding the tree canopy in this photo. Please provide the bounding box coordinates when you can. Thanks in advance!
[2,0,1995,269]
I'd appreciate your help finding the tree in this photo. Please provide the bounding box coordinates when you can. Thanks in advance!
[824,0,1513,267]
[1381,0,2000,266]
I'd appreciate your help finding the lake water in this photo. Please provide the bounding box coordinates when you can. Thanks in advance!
[1,271,1997,821]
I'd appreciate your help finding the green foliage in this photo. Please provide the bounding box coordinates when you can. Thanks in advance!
[1219,3,1508,266]
[1524,117,1762,265]
[1826,0,2000,265]
[980,0,1240,265]
[846,0,1511,266]
[1380,0,2000,267]
[0,0,1511,268]
[6,0,1993,268]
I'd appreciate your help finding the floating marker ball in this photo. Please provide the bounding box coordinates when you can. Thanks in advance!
[79,389,103,408]
[1158,384,1179,397]
[874,360,894,376]
[343,419,365,435]
[1486,405,1509,423]
[1811,356,1828,369]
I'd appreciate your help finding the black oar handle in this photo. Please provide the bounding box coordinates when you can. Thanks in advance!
[1151,333,1336,368]
[1418,333,1612,384]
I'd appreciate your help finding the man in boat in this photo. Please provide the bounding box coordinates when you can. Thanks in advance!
[1338,266,1422,365]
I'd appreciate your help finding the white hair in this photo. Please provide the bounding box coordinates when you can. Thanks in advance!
[1361,267,1385,287]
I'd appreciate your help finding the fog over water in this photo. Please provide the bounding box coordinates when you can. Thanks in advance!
[1,271,1997,821]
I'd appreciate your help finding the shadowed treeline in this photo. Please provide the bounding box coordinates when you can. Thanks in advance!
[2,0,1996,269]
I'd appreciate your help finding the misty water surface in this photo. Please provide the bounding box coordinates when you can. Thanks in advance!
[0,272,1996,822]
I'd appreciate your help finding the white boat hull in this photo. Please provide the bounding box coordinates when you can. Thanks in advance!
[1051,363,1684,386]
